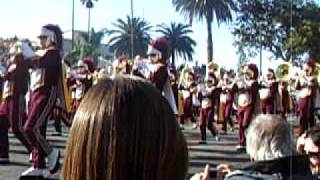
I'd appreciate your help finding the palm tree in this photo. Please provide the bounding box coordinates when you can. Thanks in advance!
[107,16,152,58]
[81,0,98,40]
[65,28,106,64]
[79,28,106,49]
[157,22,196,67]
[172,0,236,62]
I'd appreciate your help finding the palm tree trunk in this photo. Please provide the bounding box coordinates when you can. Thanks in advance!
[206,17,213,62]
[171,49,175,67]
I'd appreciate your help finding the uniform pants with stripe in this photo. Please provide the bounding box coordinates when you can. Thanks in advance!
[0,95,31,159]
[237,105,254,146]
[23,87,56,168]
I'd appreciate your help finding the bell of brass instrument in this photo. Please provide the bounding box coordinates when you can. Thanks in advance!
[233,64,249,88]
[276,62,291,82]
[208,62,219,73]
[207,61,220,78]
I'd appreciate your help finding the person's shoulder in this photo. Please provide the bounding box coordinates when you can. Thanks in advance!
[225,170,282,180]
[154,63,167,73]
[45,48,60,57]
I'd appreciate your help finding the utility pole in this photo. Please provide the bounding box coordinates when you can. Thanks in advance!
[72,0,75,50]
[260,35,262,76]
[130,0,134,59]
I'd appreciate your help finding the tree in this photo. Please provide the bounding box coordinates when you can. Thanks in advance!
[80,0,98,40]
[156,22,196,67]
[285,2,320,62]
[65,28,106,64]
[233,0,320,64]
[107,16,152,59]
[172,0,236,62]
[288,20,320,62]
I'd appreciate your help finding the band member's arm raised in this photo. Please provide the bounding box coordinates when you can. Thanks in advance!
[31,49,60,68]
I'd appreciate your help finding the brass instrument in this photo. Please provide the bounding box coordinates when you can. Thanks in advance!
[233,64,249,88]
[207,62,220,78]
[208,61,219,72]
[276,62,291,82]
[179,67,192,83]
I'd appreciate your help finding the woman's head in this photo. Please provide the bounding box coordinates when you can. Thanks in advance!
[62,76,188,180]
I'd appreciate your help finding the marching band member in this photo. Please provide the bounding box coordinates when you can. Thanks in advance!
[178,68,197,129]
[169,67,179,114]
[113,54,130,76]
[235,63,259,150]
[131,55,146,78]
[220,71,236,133]
[206,62,221,129]
[70,60,93,113]
[275,63,293,120]
[0,47,31,164]
[259,68,278,114]
[198,74,219,144]
[277,79,290,119]
[21,24,62,177]
[146,37,178,115]
[50,59,73,136]
[295,58,318,135]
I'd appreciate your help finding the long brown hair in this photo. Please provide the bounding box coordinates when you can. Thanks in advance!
[62,75,188,180]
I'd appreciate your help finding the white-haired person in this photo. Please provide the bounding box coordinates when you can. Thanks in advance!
[217,114,316,180]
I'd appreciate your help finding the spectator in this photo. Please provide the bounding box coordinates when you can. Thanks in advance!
[218,114,315,180]
[297,126,320,176]
[61,76,188,180]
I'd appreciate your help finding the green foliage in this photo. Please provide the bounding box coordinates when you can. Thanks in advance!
[172,0,236,62]
[156,22,196,66]
[285,2,320,62]
[233,0,320,64]
[107,16,152,59]
[65,28,105,65]
[80,0,97,8]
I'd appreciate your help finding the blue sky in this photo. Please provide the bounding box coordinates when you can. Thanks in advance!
[0,0,278,72]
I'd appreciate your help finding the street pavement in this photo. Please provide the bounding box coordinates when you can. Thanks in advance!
[0,115,301,180]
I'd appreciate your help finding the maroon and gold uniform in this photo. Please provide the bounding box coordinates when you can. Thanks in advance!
[295,59,318,135]
[259,69,278,114]
[236,64,259,148]
[198,79,218,143]
[147,37,177,115]
[0,53,30,163]
[21,25,63,176]
[179,73,197,125]
[69,61,93,113]
[277,80,291,119]
[220,73,236,132]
